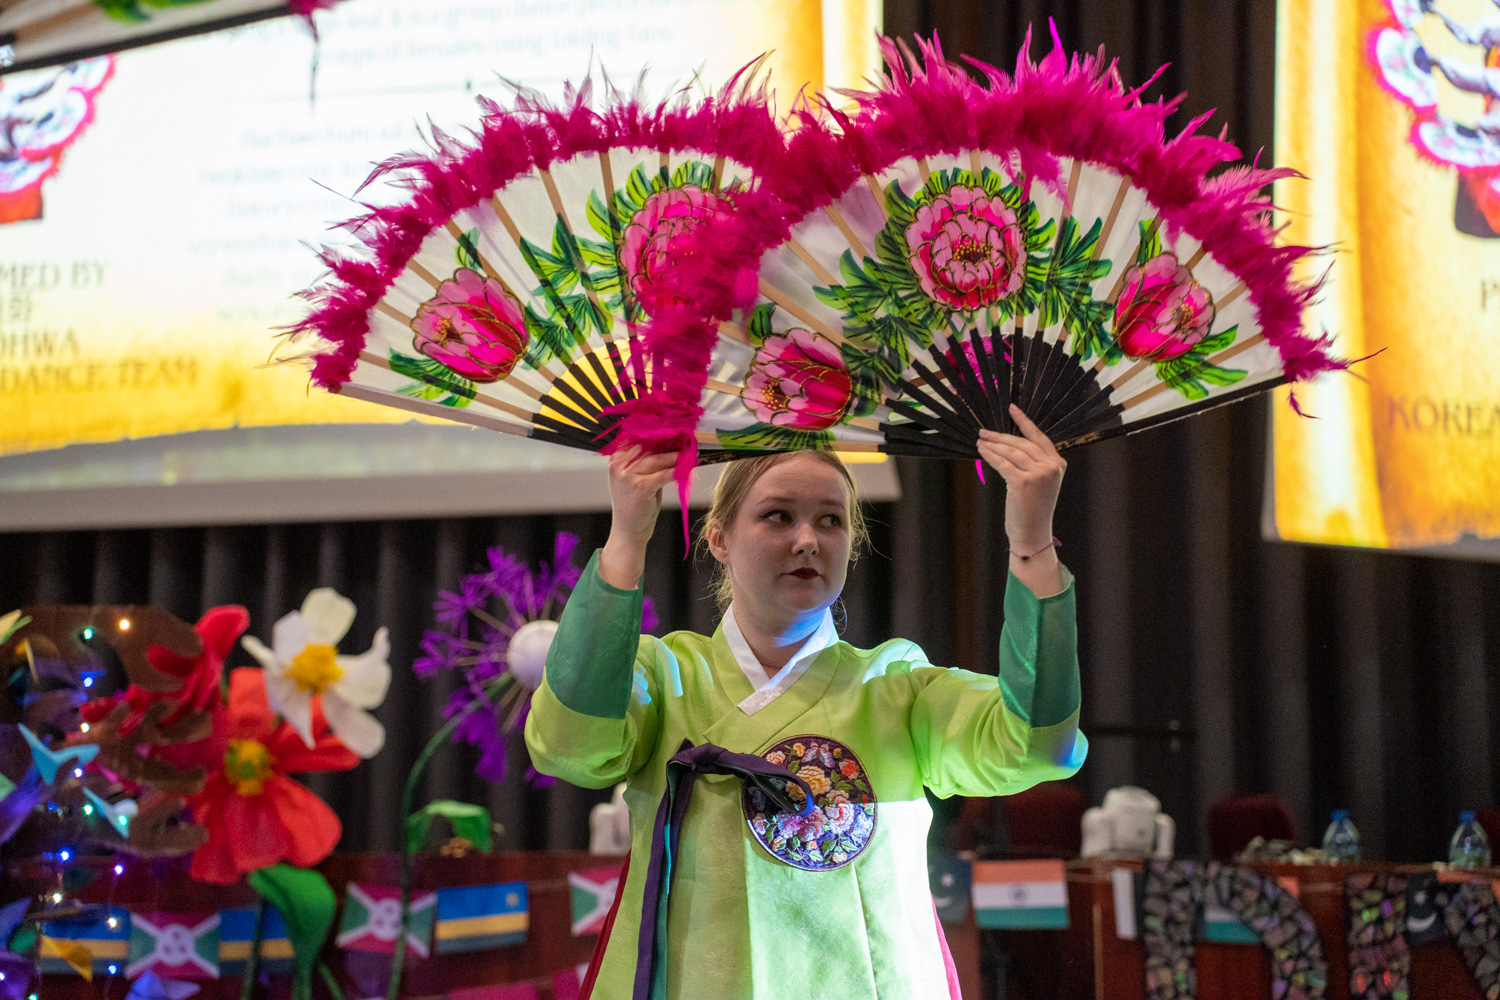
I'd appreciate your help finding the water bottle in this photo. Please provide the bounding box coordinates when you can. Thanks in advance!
[1322,809,1361,863]
[1449,811,1492,869]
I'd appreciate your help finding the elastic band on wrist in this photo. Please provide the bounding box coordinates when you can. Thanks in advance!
[1013,536,1061,562]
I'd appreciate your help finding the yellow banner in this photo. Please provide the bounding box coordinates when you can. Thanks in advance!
[0,0,881,459]
[1272,0,1500,549]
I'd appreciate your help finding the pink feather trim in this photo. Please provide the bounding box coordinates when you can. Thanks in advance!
[286,65,797,508]
[753,28,1342,389]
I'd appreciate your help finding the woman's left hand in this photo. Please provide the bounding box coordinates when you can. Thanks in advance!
[978,405,1067,596]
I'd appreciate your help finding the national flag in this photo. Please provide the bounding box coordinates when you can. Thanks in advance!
[335,884,435,958]
[551,963,591,1000]
[928,853,973,924]
[434,882,528,953]
[569,865,623,936]
[1201,875,1299,944]
[39,905,130,976]
[126,912,220,980]
[217,907,294,975]
[971,860,1069,929]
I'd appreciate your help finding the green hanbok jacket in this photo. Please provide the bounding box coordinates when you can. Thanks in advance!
[524,551,1087,1000]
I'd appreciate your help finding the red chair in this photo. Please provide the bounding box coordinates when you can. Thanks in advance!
[1208,794,1298,860]
[1002,782,1088,858]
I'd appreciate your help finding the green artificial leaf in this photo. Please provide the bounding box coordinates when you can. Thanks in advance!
[406,800,494,853]
[249,865,337,1000]
[9,924,35,955]
[455,229,483,272]
[0,612,29,646]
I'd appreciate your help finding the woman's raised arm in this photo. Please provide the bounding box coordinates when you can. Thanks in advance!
[977,404,1067,599]
[598,447,680,590]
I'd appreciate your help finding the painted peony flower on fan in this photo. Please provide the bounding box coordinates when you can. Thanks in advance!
[411,268,528,382]
[906,186,1027,310]
[743,328,854,431]
[619,186,727,306]
[1111,253,1217,361]
[242,588,391,760]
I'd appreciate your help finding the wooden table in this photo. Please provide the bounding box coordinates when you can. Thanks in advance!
[30,851,982,998]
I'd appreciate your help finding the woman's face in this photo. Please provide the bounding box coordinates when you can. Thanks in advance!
[708,454,853,625]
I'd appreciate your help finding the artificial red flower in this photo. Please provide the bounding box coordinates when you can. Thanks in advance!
[81,605,249,735]
[166,667,359,885]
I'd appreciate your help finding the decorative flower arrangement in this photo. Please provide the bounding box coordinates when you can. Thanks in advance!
[0,588,388,1000]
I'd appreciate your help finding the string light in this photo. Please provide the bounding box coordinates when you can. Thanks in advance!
[113,863,123,875]
[58,849,70,862]
[80,722,90,733]
[82,804,93,815]
[106,917,118,929]
[80,627,93,640]
[107,965,118,976]
[50,893,61,903]
[117,618,131,631]
[72,768,82,779]
[82,677,93,688]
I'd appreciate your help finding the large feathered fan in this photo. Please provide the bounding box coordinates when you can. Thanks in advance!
[669,33,1346,461]
[282,69,791,469]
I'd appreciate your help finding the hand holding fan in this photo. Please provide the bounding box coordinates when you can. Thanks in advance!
[673,31,1345,461]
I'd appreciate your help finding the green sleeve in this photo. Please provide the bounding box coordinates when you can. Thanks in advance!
[908,567,1087,799]
[523,550,661,789]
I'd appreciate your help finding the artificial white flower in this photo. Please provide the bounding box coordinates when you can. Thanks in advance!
[242,588,390,758]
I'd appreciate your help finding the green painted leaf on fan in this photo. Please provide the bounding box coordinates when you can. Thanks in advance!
[716,422,835,453]
[406,800,494,854]
[1196,323,1239,355]
[523,305,574,367]
[249,865,337,1000]
[586,190,617,242]
[746,303,775,346]
[1135,219,1164,267]
[92,0,149,23]
[1152,346,1249,400]
[390,350,476,407]
[519,236,577,295]
[455,228,483,272]
[575,234,617,272]
[668,160,715,191]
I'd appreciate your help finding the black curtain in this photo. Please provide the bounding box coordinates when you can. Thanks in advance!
[2,0,1499,864]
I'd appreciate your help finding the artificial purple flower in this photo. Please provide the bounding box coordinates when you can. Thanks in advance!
[419,532,655,787]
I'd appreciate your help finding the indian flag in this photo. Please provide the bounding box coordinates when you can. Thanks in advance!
[971,860,1069,929]
[434,882,529,954]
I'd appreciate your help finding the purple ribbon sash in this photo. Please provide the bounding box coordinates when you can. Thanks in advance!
[633,740,815,1000]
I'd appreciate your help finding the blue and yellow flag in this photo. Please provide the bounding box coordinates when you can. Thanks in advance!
[39,905,130,977]
[434,882,528,954]
[218,907,294,975]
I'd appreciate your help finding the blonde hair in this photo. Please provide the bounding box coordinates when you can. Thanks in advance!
[698,451,870,611]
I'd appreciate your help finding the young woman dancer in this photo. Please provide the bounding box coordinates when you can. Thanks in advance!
[526,403,1086,1000]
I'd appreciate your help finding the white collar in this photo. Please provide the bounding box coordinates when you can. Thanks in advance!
[720,604,837,716]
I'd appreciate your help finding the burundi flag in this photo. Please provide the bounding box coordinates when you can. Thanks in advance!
[434,882,528,954]
[568,865,622,936]
[336,884,436,958]
[39,905,130,977]
[217,906,294,975]
[126,912,221,980]
[971,859,1070,929]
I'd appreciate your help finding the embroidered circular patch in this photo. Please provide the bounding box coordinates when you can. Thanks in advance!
[742,734,877,871]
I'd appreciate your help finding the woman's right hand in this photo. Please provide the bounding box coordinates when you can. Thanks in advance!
[599,447,680,589]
